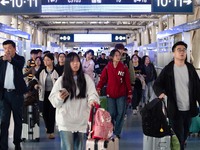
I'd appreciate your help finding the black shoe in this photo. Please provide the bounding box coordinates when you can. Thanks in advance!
[15,144,21,150]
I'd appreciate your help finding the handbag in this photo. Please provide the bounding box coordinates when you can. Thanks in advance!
[162,101,180,150]
[24,89,38,106]
[170,129,180,150]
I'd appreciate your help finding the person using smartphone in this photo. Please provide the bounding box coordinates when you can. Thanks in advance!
[49,52,99,150]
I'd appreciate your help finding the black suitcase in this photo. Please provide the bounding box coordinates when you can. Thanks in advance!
[22,103,40,142]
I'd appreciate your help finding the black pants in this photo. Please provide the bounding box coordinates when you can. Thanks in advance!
[43,91,55,134]
[132,81,142,110]
[0,90,23,150]
[170,111,191,150]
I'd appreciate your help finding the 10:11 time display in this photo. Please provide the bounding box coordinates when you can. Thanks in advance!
[11,0,38,8]
[157,0,187,7]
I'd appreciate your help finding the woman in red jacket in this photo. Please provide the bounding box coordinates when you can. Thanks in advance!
[97,49,132,138]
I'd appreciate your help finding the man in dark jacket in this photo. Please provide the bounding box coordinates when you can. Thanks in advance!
[153,41,200,150]
[0,40,28,150]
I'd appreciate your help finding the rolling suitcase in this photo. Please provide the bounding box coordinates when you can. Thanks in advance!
[143,135,153,150]
[152,136,171,150]
[86,137,119,150]
[22,103,40,142]
[143,135,171,150]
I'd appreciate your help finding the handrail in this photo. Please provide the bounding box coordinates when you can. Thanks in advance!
[155,66,164,70]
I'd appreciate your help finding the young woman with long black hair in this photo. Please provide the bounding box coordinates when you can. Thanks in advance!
[49,52,99,150]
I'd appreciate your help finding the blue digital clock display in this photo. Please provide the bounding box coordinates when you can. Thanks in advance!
[152,0,193,13]
[0,0,193,14]
[0,0,41,14]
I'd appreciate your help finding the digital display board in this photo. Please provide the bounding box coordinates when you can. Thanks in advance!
[0,0,41,14]
[0,0,193,14]
[112,34,126,42]
[42,0,152,14]
[60,34,74,42]
[152,0,193,13]
[59,34,127,43]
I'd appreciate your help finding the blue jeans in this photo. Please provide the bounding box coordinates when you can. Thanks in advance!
[107,96,126,136]
[60,131,86,150]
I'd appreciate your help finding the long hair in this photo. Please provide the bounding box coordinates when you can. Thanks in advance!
[141,55,150,65]
[62,52,86,100]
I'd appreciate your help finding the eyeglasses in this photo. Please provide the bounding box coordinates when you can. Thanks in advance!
[176,48,187,53]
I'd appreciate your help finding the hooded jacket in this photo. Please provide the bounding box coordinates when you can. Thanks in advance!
[97,61,132,98]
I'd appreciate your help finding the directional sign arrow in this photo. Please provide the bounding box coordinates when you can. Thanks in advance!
[183,0,192,5]
[0,0,9,6]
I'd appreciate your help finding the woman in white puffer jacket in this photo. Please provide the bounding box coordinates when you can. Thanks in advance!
[49,52,99,150]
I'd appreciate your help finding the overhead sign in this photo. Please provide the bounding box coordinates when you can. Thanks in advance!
[0,0,193,14]
[42,0,151,14]
[0,23,30,39]
[152,0,193,13]
[60,34,74,42]
[60,34,127,43]
[0,0,41,14]
[112,34,126,42]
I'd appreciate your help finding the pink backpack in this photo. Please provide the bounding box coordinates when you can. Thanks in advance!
[92,108,113,139]
[88,104,113,140]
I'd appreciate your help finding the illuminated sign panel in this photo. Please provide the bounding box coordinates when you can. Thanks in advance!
[41,0,151,14]
[0,0,193,14]
[59,34,127,43]
[60,34,74,42]
[74,34,111,42]
[152,0,193,13]
[112,34,126,42]
[0,0,41,14]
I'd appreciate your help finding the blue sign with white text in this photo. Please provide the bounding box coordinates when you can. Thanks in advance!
[112,34,127,42]
[0,0,193,14]
[59,34,74,42]
[0,0,41,14]
[152,0,193,13]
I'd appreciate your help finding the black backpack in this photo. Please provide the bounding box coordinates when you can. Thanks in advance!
[140,98,171,137]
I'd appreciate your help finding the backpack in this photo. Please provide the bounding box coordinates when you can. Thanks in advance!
[93,108,113,139]
[24,79,39,106]
[88,105,113,140]
[140,98,171,138]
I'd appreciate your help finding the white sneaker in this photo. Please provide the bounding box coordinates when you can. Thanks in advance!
[124,114,127,120]
[133,109,137,115]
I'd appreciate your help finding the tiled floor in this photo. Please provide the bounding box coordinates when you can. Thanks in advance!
[7,108,200,150]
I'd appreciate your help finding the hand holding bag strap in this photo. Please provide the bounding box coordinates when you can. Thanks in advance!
[88,103,101,139]
[161,100,181,150]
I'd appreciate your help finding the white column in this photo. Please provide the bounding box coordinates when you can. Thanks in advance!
[0,16,12,39]
[0,15,12,25]
[168,16,174,29]
[18,21,24,31]
[43,32,47,47]
[151,26,157,43]
[174,15,187,26]
[11,17,18,29]
[37,30,43,45]
[158,19,164,32]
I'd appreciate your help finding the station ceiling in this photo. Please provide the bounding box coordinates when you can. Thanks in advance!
[24,14,161,35]
[21,0,200,47]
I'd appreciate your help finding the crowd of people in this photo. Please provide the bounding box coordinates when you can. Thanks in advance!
[0,39,199,150]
